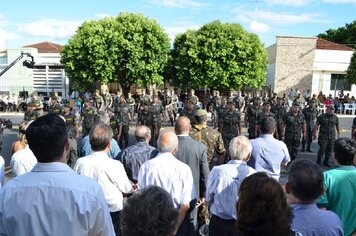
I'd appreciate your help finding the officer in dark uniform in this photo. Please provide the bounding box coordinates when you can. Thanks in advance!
[115,95,131,149]
[245,97,262,139]
[62,103,79,168]
[81,99,97,137]
[256,101,276,137]
[271,97,286,140]
[220,101,241,151]
[283,102,306,162]
[302,100,317,152]
[313,105,340,166]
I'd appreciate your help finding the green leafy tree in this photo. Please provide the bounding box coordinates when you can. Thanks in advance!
[318,21,356,49]
[347,51,356,85]
[172,21,267,91]
[61,13,170,94]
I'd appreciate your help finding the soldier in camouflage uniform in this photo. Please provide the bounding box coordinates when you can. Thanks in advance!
[62,103,79,168]
[187,89,199,105]
[149,95,163,147]
[283,103,306,162]
[313,105,340,166]
[25,91,43,120]
[271,97,287,140]
[126,93,136,122]
[108,108,120,142]
[24,105,39,121]
[81,99,97,137]
[104,91,113,109]
[137,102,152,126]
[140,89,152,109]
[268,92,278,108]
[216,97,228,130]
[47,97,62,115]
[245,97,262,139]
[93,89,104,110]
[301,100,318,152]
[162,89,175,126]
[115,95,131,149]
[293,91,306,109]
[220,101,241,151]
[256,101,276,138]
[171,89,179,121]
[179,99,197,125]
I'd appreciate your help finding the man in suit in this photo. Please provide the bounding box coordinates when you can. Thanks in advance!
[175,116,210,236]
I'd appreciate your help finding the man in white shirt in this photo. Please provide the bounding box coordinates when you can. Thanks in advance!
[0,114,114,236]
[10,144,37,177]
[206,135,256,236]
[74,122,133,235]
[138,131,195,236]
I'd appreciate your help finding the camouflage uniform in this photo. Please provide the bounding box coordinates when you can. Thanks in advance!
[149,103,163,147]
[211,95,222,111]
[221,110,241,150]
[104,93,113,109]
[283,111,305,161]
[93,94,104,110]
[23,110,38,121]
[27,99,43,118]
[302,106,317,151]
[171,93,179,120]
[63,110,79,168]
[271,104,286,140]
[126,97,135,121]
[115,102,131,149]
[316,112,339,165]
[246,105,262,139]
[294,97,306,109]
[109,114,120,142]
[163,94,175,126]
[48,103,62,115]
[216,105,228,128]
[137,108,152,126]
[179,108,197,125]
[81,106,97,137]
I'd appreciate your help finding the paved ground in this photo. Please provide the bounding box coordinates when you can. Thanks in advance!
[1,111,354,185]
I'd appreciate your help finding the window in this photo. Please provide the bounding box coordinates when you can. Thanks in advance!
[330,74,351,91]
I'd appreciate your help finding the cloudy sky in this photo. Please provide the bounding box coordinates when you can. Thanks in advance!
[1,0,355,50]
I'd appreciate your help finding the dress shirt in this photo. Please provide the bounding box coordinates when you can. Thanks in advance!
[10,144,37,177]
[291,203,343,236]
[0,162,114,236]
[74,151,133,212]
[248,134,290,179]
[206,160,256,220]
[80,136,121,159]
[119,141,159,182]
[138,152,196,208]
[0,156,4,187]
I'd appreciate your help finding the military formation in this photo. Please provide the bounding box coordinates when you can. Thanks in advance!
[21,88,340,167]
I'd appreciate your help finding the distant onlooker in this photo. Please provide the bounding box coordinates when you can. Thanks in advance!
[248,116,290,180]
[121,186,179,236]
[236,172,301,236]
[286,159,343,236]
[0,114,114,235]
[206,136,256,236]
[317,138,356,236]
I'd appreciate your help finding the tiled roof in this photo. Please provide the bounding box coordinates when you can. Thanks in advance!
[316,38,353,51]
[23,41,64,53]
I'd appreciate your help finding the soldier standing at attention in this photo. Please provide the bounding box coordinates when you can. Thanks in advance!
[171,89,179,122]
[302,100,318,152]
[162,89,175,126]
[47,96,62,115]
[180,99,197,125]
[62,103,79,168]
[107,108,120,142]
[256,101,276,138]
[220,101,241,150]
[115,95,131,149]
[313,105,340,167]
[149,95,163,147]
[126,93,136,122]
[187,89,199,105]
[216,96,228,130]
[245,97,262,139]
[104,90,113,109]
[271,97,286,140]
[81,99,97,137]
[93,89,104,111]
[283,103,306,163]
[137,102,151,127]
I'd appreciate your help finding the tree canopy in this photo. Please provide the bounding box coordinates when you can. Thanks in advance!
[318,21,356,49]
[61,12,170,93]
[171,20,267,91]
[347,51,356,85]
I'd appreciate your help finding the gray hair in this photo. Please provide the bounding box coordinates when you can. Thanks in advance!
[157,131,178,153]
[229,136,252,161]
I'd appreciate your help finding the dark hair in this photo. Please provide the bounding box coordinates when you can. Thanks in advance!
[26,114,67,162]
[260,116,276,134]
[288,159,323,202]
[236,172,293,236]
[121,186,178,236]
[333,138,356,165]
[89,122,113,151]
[195,114,207,124]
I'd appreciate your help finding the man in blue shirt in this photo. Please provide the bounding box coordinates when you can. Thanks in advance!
[248,116,290,180]
[0,114,114,236]
[286,159,343,236]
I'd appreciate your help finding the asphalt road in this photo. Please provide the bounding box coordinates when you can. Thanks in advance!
[1,111,354,185]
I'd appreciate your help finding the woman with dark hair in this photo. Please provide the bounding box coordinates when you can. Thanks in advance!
[236,172,301,236]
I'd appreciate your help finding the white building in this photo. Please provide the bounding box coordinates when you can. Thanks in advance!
[266,36,355,97]
[0,42,69,97]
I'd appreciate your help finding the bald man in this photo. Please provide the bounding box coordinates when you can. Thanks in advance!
[138,131,196,236]
[119,125,159,183]
[175,117,209,235]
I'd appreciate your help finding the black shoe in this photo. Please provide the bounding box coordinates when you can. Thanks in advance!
[323,162,331,167]
[301,148,305,152]
[307,148,312,152]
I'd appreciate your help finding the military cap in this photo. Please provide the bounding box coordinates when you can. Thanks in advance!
[196,109,207,117]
